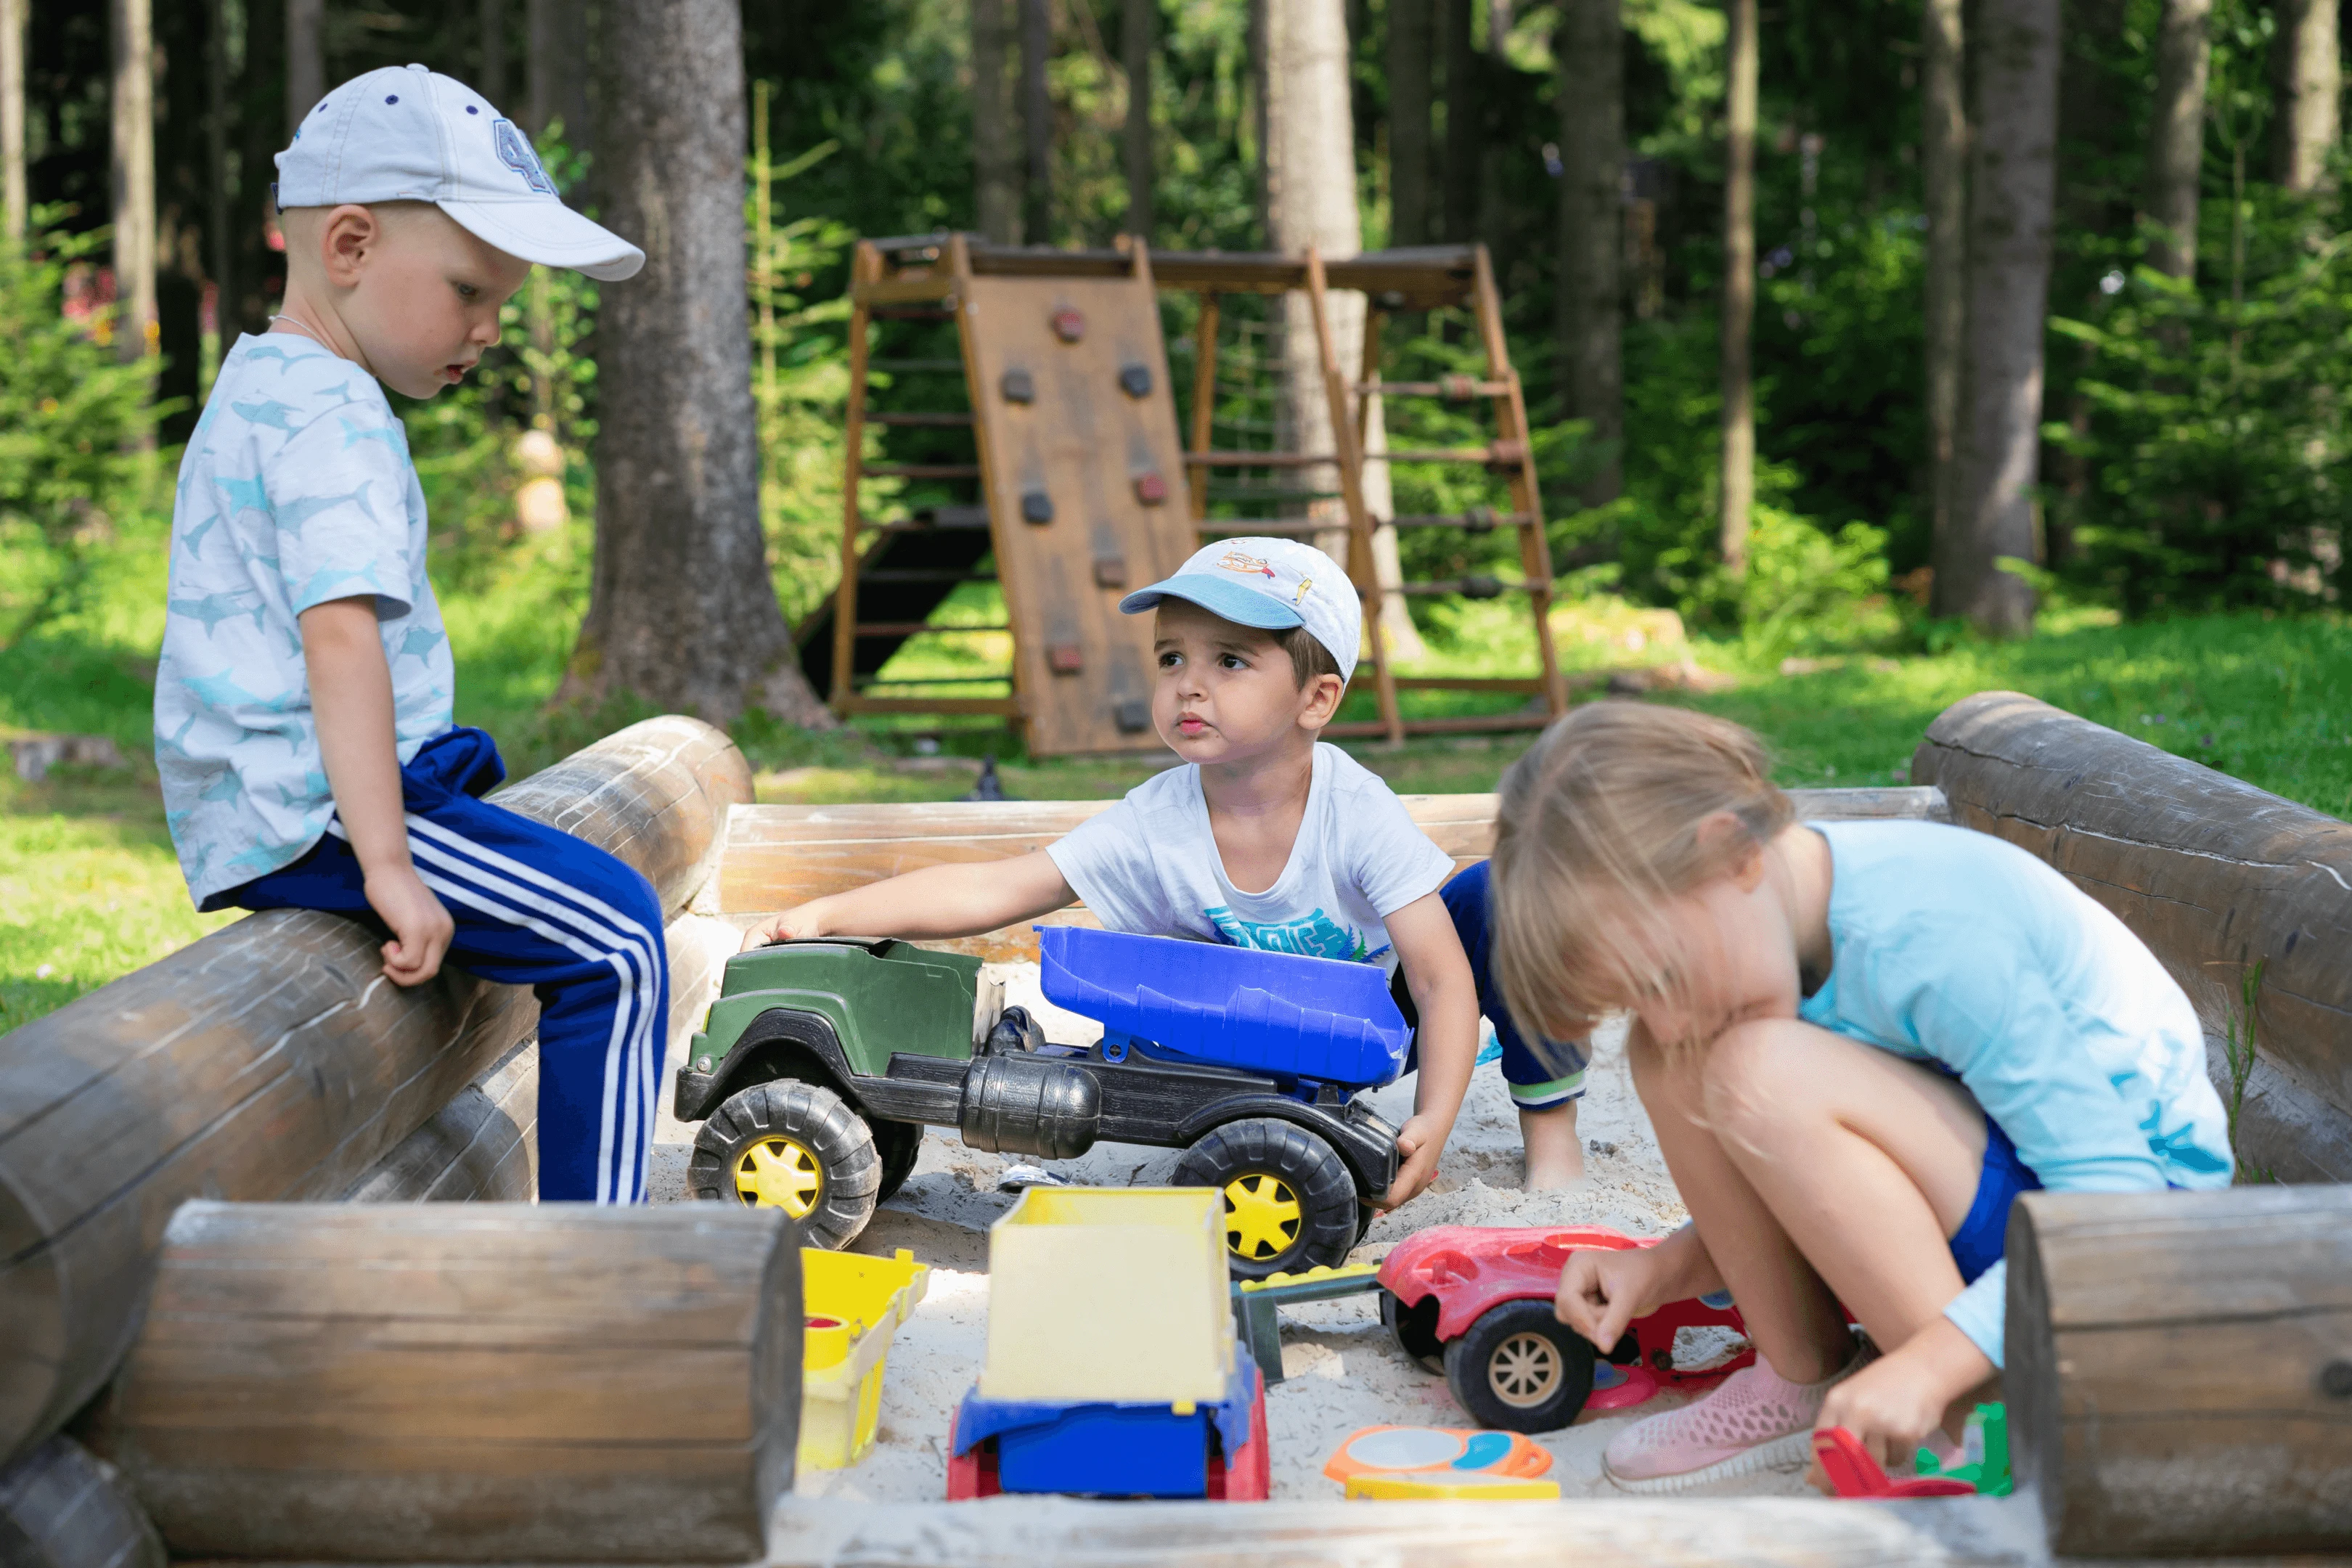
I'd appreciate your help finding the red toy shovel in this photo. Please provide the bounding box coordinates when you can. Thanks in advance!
[1812,1427,1977,1499]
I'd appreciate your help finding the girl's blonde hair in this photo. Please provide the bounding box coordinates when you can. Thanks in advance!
[1490,702,1792,1047]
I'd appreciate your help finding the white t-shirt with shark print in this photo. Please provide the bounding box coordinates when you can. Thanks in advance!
[1047,743,1457,974]
[156,332,453,905]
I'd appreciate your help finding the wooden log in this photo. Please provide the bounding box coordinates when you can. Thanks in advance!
[1911,691,2352,1182]
[94,1201,799,1564]
[711,786,1950,960]
[0,1434,163,1568]
[768,1493,2035,1567]
[0,716,751,1466]
[2006,1186,2352,1557]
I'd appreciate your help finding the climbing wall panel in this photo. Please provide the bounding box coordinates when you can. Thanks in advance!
[956,257,1197,756]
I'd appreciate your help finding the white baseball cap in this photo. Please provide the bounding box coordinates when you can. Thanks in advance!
[274,64,643,282]
[1119,537,1363,684]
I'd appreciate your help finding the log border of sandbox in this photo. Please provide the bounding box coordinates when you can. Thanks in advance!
[1912,690,2352,1183]
[0,715,753,1469]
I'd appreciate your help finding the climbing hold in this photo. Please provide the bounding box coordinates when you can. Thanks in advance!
[1051,308,1085,343]
[1048,642,1085,674]
[1132,473,1169,506]
[1002,367,1035,404]
[1114,699,1152,733]
[1021,489,1054,525]
[1119,364,1152,399]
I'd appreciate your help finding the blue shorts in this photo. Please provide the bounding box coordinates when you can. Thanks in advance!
[1391,860,1589,1111]
[1949,1117,2043,1284]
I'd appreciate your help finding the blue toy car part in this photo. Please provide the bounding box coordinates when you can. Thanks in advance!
[1038,927,1411,1089]
[949,1345,1265,1498]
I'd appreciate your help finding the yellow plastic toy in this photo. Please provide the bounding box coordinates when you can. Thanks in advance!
[801,1247,930,1469]
[981,1187,1233,1405]
[1344,1473,1562,1500]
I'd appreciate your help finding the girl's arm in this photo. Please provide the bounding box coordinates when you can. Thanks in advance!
[742,849,1077,949]
[1381,890,1479,1207]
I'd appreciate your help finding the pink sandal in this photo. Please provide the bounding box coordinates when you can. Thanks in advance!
[1603,1341,1872,1494]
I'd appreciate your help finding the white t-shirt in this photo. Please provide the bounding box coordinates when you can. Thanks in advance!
[156,333,452,904]
[1047,743,1457,973]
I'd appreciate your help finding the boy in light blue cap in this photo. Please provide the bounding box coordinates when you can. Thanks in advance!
[157,65,663,1204]
[749,537,1482,1209]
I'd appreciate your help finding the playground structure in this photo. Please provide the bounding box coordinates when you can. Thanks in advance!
[0,698,2346,1562]
[799,236,1567,754]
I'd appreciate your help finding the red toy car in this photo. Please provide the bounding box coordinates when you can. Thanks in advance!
[1378,1225,1754,1433]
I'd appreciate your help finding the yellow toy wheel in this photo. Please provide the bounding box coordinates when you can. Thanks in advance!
[1222,1172,1303,1262]
[734,1135,824,1217]
[1172,1116,1359,1281]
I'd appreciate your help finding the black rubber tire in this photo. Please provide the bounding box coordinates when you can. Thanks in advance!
[1442,1299,1596,1434]
[1172,1117,1357,1281]
[1381,1289,1446,1375]
[688,1079,880,1250]
[873,1117,923,1206]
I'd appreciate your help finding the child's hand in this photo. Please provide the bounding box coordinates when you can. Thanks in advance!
[1811,1318,1992,1487]
[1381,1111,1450,1207]
[740,902,828,951]
[1553,1243,1675,1353]
[364,863,454,986]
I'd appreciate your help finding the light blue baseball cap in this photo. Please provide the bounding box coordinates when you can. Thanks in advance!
[1118,536,1361,683]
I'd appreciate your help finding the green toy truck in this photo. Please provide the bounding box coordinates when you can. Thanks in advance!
[672,929,1413,1278]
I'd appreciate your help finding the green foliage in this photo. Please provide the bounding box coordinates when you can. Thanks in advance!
[0,215,171,645]
[2049,210,2352,615]
[2221,959,2274,1183]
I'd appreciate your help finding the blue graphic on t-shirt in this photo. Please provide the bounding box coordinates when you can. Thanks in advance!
[1204,904,1389,964]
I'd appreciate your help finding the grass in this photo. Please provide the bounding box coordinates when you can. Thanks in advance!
[6,513,2348,1033]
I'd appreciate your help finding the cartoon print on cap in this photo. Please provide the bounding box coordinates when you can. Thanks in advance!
[1217,550,1275,578]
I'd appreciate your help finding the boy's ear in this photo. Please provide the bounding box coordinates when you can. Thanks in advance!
[319,204,383,287]
[1297,671,1347,729]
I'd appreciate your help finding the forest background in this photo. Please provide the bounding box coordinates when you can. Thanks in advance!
[2,0,2351,1025]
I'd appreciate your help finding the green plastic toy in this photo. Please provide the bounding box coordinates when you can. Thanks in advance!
[1914,1402,2010,1496]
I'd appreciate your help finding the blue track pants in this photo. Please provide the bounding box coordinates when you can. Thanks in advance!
[216,727,666,1202]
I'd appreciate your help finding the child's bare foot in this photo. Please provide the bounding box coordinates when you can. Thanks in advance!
[1518,1101,1586,1190]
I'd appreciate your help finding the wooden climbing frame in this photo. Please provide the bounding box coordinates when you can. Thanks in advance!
[803,237,1568,754]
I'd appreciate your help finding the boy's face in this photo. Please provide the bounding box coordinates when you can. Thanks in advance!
[1150,598,1344,766]
[310,203,532,399]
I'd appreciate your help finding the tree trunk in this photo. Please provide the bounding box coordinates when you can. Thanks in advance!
[973,0,1020,242]
[525,0,592,151]
[1122,0,1153,238]
[1935,0,2059,634]
[2049,0,2128,566]
[110,0,156,372]
[2273,0,2337,192]
[154,0,208,441]
[230,0,285,338]
[205,0,233,335]
[562,0,830,727]
[285,0,322,133]
[1440,0,1478,242]
[1922,0,1966,573]
[1718,0,1756,573]
[1386,0,1431,247]
[478,0,507,107]
[1,0,24,246]
[2144,0,2210,278]
[1262,0,1420,658]
[1020,0,1050,244]
[1553,0,1622,506]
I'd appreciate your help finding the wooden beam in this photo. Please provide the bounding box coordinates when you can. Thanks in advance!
[766,1492,2031,1567]
[2007,1186,2352,1557]
[0,716,751,1466]
[91,1202,799,1564]
[1912,691,2352,1181]
[0,1434,162,1568]
[714,788,1950,958]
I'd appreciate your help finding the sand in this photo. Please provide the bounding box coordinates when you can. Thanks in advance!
[648,963,1812,1503]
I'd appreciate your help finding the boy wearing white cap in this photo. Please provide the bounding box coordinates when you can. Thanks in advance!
[156,66,661,1203]
[746,538,1481,1209]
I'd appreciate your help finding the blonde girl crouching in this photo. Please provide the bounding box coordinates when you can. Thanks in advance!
[1488,703,2231,1493]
